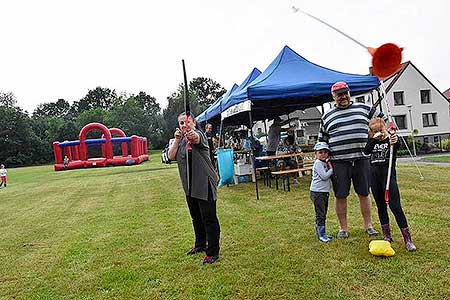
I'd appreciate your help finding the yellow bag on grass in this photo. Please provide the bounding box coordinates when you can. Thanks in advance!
[369,240,395,257]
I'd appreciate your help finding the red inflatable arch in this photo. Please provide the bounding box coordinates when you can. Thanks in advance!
[102,128,128,158]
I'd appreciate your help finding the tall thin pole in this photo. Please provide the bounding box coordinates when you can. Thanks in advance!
[249,110,259,200]
[182,60,190,194]
[219,119,224,148]
[264,120,268,144]
[408,105,417,157]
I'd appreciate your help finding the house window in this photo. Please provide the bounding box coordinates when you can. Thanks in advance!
[423,137,429,143]
[422,113,437,127]
[393,91,404,105]
[420,90,431,104]
[393,115,407,130]
[356,96,365,103]
[434,136,439,143]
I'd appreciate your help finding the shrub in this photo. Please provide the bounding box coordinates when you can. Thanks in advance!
[441,138,450,151]
[397,149,409,156]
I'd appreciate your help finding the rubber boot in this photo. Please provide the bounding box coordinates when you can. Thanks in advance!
[381,224,393,242]
[315,225,331,243]
[400,227,417,252]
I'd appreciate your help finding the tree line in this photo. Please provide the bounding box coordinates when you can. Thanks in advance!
[0,77,226,167]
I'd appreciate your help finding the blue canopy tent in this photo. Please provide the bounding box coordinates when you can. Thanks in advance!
[196,96,222,123]
[221,45,381,125]
[220,67,261,113]
[196,84,239,124]
[196,67,261,125]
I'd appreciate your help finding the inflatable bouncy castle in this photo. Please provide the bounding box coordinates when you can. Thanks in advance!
[53,122,148,171]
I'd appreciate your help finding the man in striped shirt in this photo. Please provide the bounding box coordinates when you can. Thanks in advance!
[319,81,386,239]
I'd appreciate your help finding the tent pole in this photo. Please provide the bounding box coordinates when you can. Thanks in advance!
[249,111,259,200]
[264,120,268,144]
[219,118,224,148]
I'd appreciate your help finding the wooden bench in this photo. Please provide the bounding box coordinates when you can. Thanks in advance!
[271,165,313,191]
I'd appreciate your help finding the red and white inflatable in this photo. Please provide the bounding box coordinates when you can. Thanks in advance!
[53,122,148,171]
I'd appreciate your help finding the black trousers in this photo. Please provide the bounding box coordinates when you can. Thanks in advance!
[310,191,329,226]
[185,189,220,257]
[370,166,408,228]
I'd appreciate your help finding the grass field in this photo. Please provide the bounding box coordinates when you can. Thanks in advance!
[423,155,450,163]
[1,151,449,299]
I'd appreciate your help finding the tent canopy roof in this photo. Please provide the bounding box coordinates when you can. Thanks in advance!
[223,45,380,124]
[197,67,261,123]
[196,83,238,123]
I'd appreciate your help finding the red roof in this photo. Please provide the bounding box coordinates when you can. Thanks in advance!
[443,88,450,100]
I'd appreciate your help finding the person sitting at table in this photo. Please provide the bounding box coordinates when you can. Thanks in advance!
[213,135,220,149]
[275,135,302,186]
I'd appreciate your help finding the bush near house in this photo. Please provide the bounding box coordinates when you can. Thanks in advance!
[441,138,450,151]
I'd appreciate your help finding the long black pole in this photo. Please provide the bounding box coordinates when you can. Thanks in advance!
[182,60,190,194]
[249,110,259,200]
[264,120,268,143]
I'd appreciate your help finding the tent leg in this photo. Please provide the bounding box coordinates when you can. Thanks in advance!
[218,119,224,148]
[264,120,268,144]
[249,111,259,200]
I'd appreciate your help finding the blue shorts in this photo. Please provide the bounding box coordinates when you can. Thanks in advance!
[331,159,370,198]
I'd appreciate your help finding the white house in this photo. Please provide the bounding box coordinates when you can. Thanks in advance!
[356,61,450,145]
[252,107,322,146]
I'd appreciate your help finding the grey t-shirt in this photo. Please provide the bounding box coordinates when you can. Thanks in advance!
[267,123,281,152]
[310,159,333,192]
[176,129,217,201]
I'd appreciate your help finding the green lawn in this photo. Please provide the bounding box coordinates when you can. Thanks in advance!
[1,152,449,299]
[423,154,450,163]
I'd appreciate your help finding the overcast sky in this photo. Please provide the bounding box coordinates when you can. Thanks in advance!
[1,0,449,113]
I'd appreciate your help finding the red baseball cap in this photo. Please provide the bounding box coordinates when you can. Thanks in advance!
[331,81,349,93]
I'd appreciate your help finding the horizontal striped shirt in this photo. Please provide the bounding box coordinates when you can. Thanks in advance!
[319,102,386,161]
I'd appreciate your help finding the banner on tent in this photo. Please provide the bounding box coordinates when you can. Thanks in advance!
[221,100,252,120]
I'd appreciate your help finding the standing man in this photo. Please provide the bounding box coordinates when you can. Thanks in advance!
[266,117,293,156]
[319,81,385,238]
[168,113,221,265]
[205,123,216,167]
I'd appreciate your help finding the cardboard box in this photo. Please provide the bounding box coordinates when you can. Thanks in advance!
[234,163,252,175]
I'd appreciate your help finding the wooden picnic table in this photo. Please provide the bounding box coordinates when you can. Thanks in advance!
[255,152,304,161]
[255,152,315,191]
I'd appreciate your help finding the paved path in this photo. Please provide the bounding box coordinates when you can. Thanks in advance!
[397,153,450,166]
